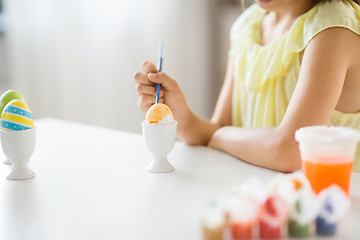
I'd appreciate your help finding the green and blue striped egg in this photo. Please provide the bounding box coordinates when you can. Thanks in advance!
[1,99,34,131]
[0,89,26,116]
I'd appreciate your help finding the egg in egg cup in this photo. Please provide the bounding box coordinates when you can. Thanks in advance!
[3,158,12,165]
[0,119,12,165]
[0,90,28,165]
[1,127,36,180]
[0,98,36,180]
[142,121,177,173]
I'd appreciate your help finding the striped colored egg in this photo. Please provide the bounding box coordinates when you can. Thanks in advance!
[0,89,26,116]
[1,99,34,131]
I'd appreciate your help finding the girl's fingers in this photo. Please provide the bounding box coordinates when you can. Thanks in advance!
[138,94,163,111]
[136,62,179,91]
[136,84,164,97]
[135,61,181,112]
[138,94,156,111]
[147,72,179,90]
[141,61,158,74]
[133,72,152,85]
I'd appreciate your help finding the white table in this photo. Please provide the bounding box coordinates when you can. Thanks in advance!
[0,118,359,240]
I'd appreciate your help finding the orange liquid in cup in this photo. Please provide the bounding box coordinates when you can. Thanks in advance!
[303,156,353,195]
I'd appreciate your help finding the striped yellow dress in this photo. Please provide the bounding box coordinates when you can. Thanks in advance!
[229,0,360,172]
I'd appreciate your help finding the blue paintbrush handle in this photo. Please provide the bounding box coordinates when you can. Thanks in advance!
[155,41,163,104]
[155,84,161,104]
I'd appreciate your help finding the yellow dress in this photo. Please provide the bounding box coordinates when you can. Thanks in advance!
[229,0,360,172]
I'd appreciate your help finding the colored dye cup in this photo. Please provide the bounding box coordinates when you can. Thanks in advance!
[295,126,360,195]
[228,197,259,239]
[316,216,336,236]
[288,219,309,238]
[287,192,318,238]
[315,185,349,236]
[259,196,288,239]
[202,204,228,240]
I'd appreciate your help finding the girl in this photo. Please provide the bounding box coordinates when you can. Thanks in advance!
[134,0,360,173]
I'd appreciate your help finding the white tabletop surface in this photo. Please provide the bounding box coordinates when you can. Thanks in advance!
[0,118,359,240]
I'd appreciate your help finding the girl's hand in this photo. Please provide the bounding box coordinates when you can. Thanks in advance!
[134,61,190,126]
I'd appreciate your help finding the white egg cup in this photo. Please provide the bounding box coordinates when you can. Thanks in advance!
[3,158,12,165]
[142,121,177,173]
[0,127,36,180]
[0,120,10,165]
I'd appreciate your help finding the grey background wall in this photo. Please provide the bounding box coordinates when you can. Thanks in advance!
[0,0,254,133]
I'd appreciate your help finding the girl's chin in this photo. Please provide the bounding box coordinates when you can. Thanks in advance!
[257,0,273,3]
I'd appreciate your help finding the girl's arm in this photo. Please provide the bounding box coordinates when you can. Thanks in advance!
[208,27,355,172]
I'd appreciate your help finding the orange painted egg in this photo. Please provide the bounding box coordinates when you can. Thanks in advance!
[145,103,174,124]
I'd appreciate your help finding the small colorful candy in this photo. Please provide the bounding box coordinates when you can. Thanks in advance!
[0,89,26,116]
[1,99,34,131]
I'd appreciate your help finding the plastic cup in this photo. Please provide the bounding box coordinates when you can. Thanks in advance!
[315,185,349,236]
[295,126,360,195]
[316,216,336,236]
[202,203,228,240]
[259,196,288,239]
[228,197,259,239]
[287,191,318,238]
